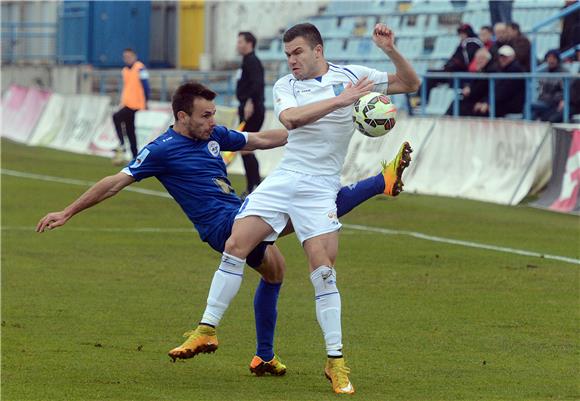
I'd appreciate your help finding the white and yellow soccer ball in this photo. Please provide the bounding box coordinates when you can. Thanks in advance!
[352,92,397,137]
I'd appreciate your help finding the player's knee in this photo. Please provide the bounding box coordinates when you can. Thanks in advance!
[224,236,248,258]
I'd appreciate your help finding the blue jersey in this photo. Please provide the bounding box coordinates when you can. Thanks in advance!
[122,126,247,245]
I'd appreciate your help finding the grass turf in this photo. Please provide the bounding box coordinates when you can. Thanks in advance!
[2,139,579,401]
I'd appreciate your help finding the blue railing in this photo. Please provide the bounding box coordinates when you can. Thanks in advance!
[420,71,578,122]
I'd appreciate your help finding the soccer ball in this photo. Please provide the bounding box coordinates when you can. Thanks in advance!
[352,92,397,137]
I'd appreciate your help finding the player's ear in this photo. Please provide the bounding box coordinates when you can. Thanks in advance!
[314,44,323,58]
[177,110,189,123]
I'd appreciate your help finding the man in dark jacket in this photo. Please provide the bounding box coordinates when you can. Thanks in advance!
[454,48,499,116]
[507,23,531,71]
[236,31,265,194]
[532,49,570,122]
[473,45,525,117]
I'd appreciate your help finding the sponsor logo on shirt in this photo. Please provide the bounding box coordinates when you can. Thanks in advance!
[130,148,150,168]
[207,141,220,157]
[213,177,234,194]
[332,83,345,96]
[297,88,311,94]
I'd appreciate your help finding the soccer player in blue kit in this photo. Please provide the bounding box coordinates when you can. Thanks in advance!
[36,81,412,377]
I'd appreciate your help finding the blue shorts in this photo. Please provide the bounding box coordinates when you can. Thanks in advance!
[203,208,273,269]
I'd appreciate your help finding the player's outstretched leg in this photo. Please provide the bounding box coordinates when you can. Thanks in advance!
[335,141,413,217]
[168,324,218,361]
[381,141,413,196]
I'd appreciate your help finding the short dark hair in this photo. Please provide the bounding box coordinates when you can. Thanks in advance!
[238,31,257,49]
[508,22,521,33]
[283,23,324,48]
[172,81,216,120]
[123,48,136,54]
[481,25,493,33]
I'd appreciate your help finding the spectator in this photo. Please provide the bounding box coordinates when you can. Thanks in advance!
[112,48,150,166]
[507,22,531,71]
[236,31,264,194]
[489,0,513,26]
[490,22,510,59]
[533,50,570,122]
[479,25,494,50]
[560,0,580,55]
[453,48,498,116]
[473,45,525,117]
[444,24,484,72]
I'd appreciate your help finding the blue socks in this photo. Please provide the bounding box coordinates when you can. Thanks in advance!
[254,279,281,361]
[336,173,385,217]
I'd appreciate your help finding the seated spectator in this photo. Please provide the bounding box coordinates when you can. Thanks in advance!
[532,50,569,122]
[452,48,499,116]
[444,24,484,72]
[473,45,525,117]
[506,22,531,71]
[479,25,494,50]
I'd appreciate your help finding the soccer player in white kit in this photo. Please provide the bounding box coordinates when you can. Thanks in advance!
[170,23,420,394]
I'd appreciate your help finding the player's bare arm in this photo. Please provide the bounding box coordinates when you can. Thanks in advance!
[278,77,374,130]
[243,129,288,151]
[36,172,135,233]
[372,24,421,94]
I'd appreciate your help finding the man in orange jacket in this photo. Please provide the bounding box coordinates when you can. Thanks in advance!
[112,48,150,165]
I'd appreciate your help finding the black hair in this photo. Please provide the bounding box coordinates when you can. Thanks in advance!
[480,25,493,33]
[507,22,521,33]
[283,23,324,48]
[238,31,257,49]
[171,81,217,121]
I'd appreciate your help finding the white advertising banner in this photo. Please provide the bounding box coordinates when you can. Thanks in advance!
[230,113,552,206]
[28,94,111,154]
[1,85,52,143]
[404,117,552,205]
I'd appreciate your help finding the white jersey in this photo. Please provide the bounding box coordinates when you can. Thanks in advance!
[273,62,389,176]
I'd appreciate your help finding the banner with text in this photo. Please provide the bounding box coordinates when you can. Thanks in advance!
[1,85,52,143]
[531,127,580,214]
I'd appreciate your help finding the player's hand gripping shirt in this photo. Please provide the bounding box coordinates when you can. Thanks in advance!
[122,126,247,241]
[273,63,388,176]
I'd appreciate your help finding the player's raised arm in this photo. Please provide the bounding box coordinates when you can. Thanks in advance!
[372,24,421,94]
[243,129,288,151]
[36,172,135,233]
[277,77,374,130]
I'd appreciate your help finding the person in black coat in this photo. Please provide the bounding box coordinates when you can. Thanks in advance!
[473,45,525,117]
[236,31,265,194]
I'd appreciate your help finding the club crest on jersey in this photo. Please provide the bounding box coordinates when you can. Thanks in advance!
[333,83,345,96]
[207,141,220,157]
[130,148,150,168]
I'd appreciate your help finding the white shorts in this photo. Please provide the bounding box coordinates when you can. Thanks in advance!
[235,168,342,244]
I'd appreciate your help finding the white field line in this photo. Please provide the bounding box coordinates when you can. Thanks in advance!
[3,168,579,266]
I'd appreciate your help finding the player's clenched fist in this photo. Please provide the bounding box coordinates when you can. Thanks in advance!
[372,23,396,52]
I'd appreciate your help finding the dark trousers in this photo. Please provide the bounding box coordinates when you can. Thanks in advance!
[238,103,265,194]
[489,0,513,26]
[112,106,138,158]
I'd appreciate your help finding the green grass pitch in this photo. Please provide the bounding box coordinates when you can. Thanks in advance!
[2,139,579,400]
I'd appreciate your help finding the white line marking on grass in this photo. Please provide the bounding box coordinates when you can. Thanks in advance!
[4,169,579,266]
[343,224,580,266]
[1,169,172,198]
[2,226,194,234]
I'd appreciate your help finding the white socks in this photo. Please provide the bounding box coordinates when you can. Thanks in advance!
[311,265,343,357]
[201,252,245,327]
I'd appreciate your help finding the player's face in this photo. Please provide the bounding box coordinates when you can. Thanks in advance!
[185,98,217,140]
[284,37,323,80]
